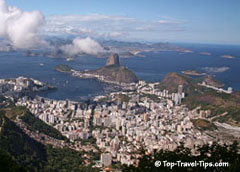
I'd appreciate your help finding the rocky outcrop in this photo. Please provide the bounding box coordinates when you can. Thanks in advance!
[86,53,138,83]
[202,75,224,88]
[106,53,120,66]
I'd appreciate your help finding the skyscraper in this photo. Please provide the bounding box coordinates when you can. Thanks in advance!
[178,85,183,95]
[101,153,112,167]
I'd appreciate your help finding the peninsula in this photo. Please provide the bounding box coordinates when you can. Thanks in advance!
[55,53,139,85]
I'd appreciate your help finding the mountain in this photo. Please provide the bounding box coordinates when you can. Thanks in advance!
[156,72,194,93]
[86,53,138,83]
[106,53,120,66]
[88,65,138,84]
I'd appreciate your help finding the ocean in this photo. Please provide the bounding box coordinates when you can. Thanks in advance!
[0,43,239,101]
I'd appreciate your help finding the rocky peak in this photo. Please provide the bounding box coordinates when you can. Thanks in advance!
[106,53,120,66]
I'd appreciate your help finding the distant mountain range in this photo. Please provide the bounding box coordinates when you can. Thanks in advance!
[9,37,193,59]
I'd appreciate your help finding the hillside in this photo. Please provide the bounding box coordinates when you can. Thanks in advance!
[87,65,139,83]
[156,72,240,126]
[3,105,66,140]
[0,100,98,172]
[0,150,27,172]
[0,114,47,171]
[156,72,195,93]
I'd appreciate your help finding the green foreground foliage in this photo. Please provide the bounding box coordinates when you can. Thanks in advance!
[123,142,240,172]
[0,99,98,172]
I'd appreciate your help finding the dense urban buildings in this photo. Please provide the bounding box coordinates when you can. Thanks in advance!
[1,74,238,170]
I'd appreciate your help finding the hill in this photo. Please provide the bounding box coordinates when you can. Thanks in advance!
[156,72,195,93]
[106,53,120,66]
[86,53,138,83]
[87,65,139,84]
[0,114,47,171]
[0,100,98,172]
[3,105,66,140]
[156,72,240,126]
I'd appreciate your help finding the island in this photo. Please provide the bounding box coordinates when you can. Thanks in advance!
[221,55,235,59]
[54,64,73,73]
[182,70,207,76]
[200,52,211,56]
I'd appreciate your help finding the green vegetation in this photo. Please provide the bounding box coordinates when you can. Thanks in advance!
[143,93,161,102]
[0,106,99,172]
[19,111,66,140]
[0,114,47,171]
[183,90,240,126]
[44,146,98,172]
[5,106,28,120]
[192,119,217,131]
[78,137,97,145]
[123,142,240,172]
[54,64,73,73]
[0,95,6,102]
[1,104,66,140]
[0,150,27,172]
[116,94,131,103]
[88,65,139,83]
[98,96,111,102]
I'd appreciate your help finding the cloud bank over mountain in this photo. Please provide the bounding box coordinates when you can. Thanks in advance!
[0,0,187,55]
[0,0,105,55]
[60,37,105,56]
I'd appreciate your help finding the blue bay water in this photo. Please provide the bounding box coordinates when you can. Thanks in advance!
[0,43,240,101]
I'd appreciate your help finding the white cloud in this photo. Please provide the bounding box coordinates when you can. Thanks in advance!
[157,20,181,24]
[0,0,47,49]
[45,14,134,37]
[48,14,134,23]
[60,37,105,56]
[44,26,92,35]
[0,0,189,48]
[44,14,188,40]
[108,32,126,37]
[157,16,184,24]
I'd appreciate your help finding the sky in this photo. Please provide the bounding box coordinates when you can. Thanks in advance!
[3,0,240,45]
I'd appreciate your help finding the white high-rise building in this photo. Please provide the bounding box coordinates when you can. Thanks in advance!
[101,153,112,167]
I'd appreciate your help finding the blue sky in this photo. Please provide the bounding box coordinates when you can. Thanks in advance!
[5,0,240,44]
